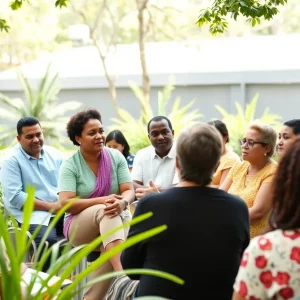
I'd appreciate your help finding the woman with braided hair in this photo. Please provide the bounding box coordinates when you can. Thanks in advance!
[232,136,300,300]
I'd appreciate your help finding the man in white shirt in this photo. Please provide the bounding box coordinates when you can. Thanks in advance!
[131,116,178,199]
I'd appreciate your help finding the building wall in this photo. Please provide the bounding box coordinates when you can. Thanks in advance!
[1,74,300,130]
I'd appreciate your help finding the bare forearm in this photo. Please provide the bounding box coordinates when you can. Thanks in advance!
[249,207,267,222]
[62,197,107,214]
[121,190,135,204]
[34,199,57,212]
[133,181,146,190]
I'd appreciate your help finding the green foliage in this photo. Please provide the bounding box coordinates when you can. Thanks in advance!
[1,0,69,32]
[110,76,203,154]
[0,186,183,299]
[197,0,288,35]
[0,19,10,32]
[0,64,82,148]
[215,94,282,156]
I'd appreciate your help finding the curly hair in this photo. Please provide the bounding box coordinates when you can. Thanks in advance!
[269,136,300,230]
[67,109,102,146]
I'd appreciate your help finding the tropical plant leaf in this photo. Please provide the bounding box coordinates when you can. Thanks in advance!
[0,63,83,148]
[0,190,182,300]
[110,76,203,154]
[215,95,282,156]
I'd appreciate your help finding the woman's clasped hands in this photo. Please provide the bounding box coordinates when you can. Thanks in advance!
[103,194,126,218]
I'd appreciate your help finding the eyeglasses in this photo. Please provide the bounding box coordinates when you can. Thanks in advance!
[239,138,267,148]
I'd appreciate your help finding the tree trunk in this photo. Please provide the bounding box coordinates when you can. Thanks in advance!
[92,39,122,120]
[137,0,151,123]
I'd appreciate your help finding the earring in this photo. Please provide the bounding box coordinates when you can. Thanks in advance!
[264,152,267,156]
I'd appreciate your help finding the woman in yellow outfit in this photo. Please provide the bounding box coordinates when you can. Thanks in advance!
[220,121,278,239]
[208,120,240,187]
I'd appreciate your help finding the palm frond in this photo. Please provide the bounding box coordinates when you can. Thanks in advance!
[215,95,282,156]
[157,76,175,116]
[111,77,202,153]
[0,65,83,147]
[45,102,83,119]
[245,94,259,122]
[16,69,34,107]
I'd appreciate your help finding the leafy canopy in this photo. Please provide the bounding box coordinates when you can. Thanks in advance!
[0,0,69,32]
[197,0,288,35]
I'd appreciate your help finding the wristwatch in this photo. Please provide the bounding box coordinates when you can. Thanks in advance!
[123,199,129,210]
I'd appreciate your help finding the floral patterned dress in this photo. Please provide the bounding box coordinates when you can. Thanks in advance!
[234,229,300,299]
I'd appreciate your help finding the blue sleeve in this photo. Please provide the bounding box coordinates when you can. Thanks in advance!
[0,157,27,210]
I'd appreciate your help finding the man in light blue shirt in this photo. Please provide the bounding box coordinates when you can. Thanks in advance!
[0,117,63,270]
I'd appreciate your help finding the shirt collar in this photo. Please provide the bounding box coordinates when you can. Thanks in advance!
[151,142,176,159]
[18,144,44,160]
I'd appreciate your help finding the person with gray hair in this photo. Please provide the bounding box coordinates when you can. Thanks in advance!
[121,123,250,300]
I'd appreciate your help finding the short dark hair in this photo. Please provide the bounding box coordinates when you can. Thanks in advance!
[270,136,300,230]
[17,117,41,135]
[284,119,300,135]
[147,116,173,133]
[207,120,229,143]
[176,123,222,186]
[105,130,131,158]
[67,109,102,146]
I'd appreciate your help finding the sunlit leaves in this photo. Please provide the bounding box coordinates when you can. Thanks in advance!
[0,18,10,32]
[197,0,288,35]
[1,0,69,31]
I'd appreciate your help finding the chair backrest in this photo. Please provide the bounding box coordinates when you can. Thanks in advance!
[7,227,37,264]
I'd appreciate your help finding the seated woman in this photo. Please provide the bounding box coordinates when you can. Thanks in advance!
[105,130,135,171]
[277,119,300,158]
[208,120,240,187]
[232,136,300,300]
[220,121,277,239]
[58,109,135,300]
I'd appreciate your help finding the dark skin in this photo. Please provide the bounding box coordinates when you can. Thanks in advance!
[134,119,174,197]
[59,119,135,217]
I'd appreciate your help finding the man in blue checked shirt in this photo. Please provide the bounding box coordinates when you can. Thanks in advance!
[0,117,63,271]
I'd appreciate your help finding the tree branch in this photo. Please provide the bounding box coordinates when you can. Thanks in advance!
[70,0,122,119]
[136,0,151,122]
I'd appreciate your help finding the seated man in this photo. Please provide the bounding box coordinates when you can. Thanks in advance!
[131,116,178,199]
[121,123,250,300]
[0,117,63,271]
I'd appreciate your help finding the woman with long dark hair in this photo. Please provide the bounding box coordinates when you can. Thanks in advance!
[232,136,300,300]
[106,130,135,171]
